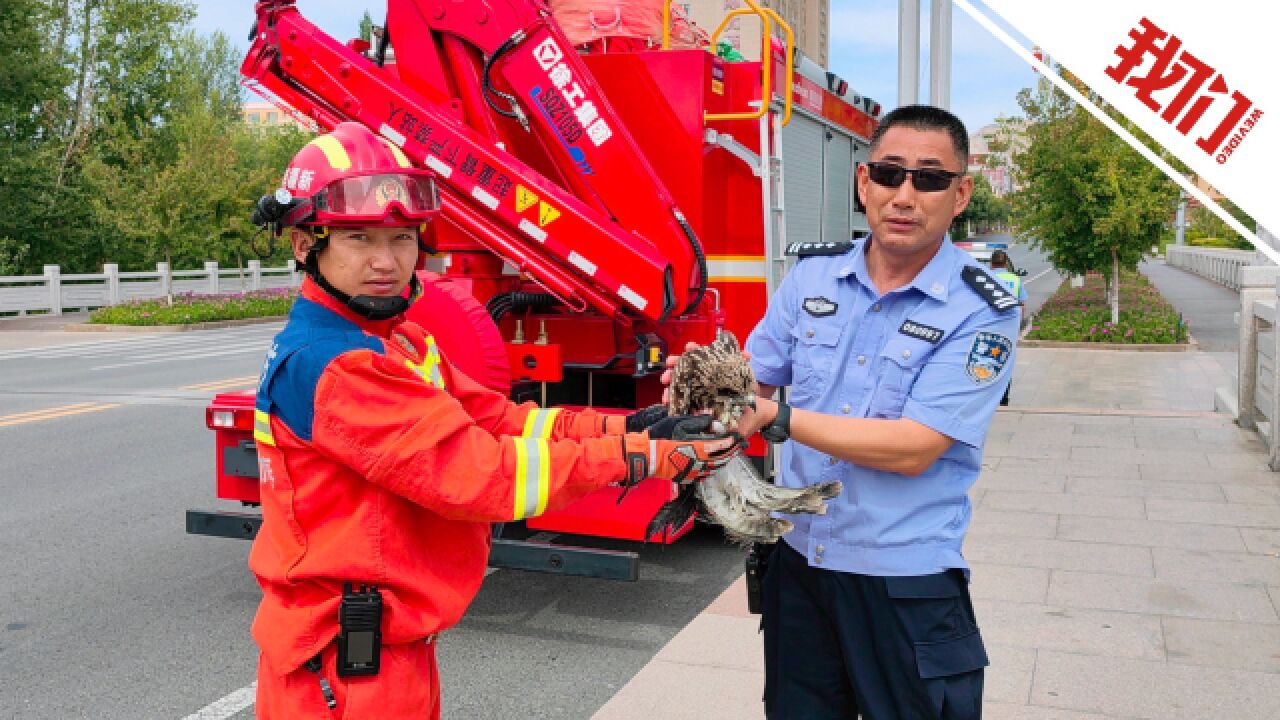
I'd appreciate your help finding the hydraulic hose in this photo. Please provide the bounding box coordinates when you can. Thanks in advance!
[672,209,708,315]
[487,291,558,323]
[482,31,528,126]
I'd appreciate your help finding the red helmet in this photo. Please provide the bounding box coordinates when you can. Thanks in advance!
[278,122,439,229]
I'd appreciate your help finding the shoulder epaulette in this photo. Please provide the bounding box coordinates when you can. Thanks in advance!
[785,241,854,257]
[962,265,1021,312]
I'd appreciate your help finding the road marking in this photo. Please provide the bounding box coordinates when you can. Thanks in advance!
[0,402,98,421]
[181,682,256,720]
[183,375,260,392]
[1025,267,1056,286]
[92,344,266,371]
[0,402,120,427]
[0,325,280,360]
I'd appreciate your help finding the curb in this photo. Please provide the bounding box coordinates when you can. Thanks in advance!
[1016,338,1197,352]
[64,315,286,333]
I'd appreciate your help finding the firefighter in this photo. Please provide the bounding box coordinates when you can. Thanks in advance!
[248,122,740,719]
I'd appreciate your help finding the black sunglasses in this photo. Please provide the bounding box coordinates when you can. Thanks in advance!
[865,162,962,192]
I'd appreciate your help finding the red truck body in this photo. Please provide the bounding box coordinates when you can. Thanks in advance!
[191,0,879,574]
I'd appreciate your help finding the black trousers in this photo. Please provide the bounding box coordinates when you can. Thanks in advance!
[762,543,987,720]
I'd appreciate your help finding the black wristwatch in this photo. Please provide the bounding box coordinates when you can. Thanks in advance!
[761,399,791,443]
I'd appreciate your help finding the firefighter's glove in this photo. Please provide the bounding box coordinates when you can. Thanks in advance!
[602,404,669,435]
[620,415,741,486]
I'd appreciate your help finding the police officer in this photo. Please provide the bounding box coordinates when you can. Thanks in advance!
[989,249,1025,303]
[989,249,1027,406]
[247,123,740,718]
[737,105,1020,719]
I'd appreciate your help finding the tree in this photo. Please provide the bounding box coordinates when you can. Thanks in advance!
[0,0,72,274]
[1011,72,1178,323]
[0,0,311,278]
[1187,197,1256,249]
[952,174,1009,239]
[0,0,199,273]
[359,11,374,43]
[83,30,309,276]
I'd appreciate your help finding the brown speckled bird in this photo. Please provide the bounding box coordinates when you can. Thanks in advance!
[667,330,756,430]
[648,330,842,544]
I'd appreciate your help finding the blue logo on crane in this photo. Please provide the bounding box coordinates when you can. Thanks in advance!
[530,86,594,176]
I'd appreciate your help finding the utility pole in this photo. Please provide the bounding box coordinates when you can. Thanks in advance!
[898,0,920,106]
[929,0,953,109]
[1175,191,1187,246]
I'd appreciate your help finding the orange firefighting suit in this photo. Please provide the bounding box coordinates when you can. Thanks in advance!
[249,279,630,718]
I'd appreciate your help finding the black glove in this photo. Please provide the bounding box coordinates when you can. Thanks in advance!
[625,404,670,433]
[646,413,719,440]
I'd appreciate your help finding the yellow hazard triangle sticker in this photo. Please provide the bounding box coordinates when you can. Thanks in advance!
[516,185,539,213]
[538,202,561,227]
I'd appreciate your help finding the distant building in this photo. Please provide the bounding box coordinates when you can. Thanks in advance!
[242,101,308,129]
[684,0,829,67]
[968,120,1026,196]
[1186,175,1225,208]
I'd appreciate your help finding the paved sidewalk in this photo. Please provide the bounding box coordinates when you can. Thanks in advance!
[14,261,1266,717]
[0,312,109,352]
[596,341,1280,719]
[1009,347,1234,412]
[1140,258,1241,353]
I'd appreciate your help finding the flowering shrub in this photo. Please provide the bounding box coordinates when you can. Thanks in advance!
[89,288,296,326]
[1025,271,1187,344]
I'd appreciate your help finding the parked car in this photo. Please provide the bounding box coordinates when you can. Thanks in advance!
[953,239,1008,265]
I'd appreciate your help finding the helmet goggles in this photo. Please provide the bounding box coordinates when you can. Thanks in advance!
[286,171,440,228]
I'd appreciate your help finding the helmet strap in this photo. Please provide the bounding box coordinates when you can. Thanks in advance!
[301,227,422,321]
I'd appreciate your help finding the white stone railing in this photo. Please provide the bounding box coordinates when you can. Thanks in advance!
[1236,265,1280,469]
[1165,245,1260,291]
[0,261,301,316]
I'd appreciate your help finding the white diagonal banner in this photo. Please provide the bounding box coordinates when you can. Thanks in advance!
[963,1,1280,256]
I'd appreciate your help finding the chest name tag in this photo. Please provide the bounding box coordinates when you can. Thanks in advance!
[966,332,1013,385]
[803,296,837,317]
[899,320,944,344]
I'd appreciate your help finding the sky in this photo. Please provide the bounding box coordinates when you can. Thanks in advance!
[828,0,1039,133]
[191,0,1038,135]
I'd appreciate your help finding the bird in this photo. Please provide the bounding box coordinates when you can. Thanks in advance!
[647,330,842,544]
[666,329,757,429]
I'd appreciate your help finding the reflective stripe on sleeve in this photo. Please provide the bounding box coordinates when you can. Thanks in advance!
[254,409,276,447]
[511,437,551,520]
[521,408,562,438]
[404,335,447,390]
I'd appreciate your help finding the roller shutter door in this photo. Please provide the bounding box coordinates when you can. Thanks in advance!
[781,114,825,245]
[823,131,853,243]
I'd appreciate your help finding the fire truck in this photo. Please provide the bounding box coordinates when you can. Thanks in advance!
[187,0,880,581]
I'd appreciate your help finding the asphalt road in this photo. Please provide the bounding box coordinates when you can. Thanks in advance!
[0,325,746,720]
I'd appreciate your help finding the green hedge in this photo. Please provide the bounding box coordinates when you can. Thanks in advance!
[89,288,296,326]
[1025,271,1188,344]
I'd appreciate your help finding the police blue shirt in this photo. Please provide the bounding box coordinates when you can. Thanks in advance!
[746,237,1019,577]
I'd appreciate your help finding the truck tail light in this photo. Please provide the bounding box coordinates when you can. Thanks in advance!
[207,406,254,432]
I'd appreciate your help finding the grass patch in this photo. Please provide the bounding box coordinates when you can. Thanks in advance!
[88,288,296,326]
[1025,271,1188,344]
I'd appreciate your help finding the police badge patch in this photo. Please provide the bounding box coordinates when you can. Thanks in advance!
[802,296,837,317]
[966,332,1012,385]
